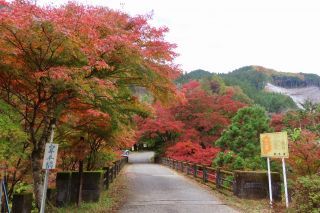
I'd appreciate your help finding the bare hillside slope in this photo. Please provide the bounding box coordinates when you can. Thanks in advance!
[265,83,320,108]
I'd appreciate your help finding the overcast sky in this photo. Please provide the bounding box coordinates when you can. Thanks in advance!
[38,0,320,74]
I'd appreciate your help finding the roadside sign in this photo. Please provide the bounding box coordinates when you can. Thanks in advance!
[260,131,290,209]
[260,132,289,158]
[40,125,56,213]
[42,143,59,170]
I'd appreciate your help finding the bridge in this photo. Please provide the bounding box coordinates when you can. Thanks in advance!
[120,151,238,213]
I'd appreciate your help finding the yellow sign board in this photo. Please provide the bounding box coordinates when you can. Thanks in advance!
[260,132,289,158]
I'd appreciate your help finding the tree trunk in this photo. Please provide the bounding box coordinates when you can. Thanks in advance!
[30,118,56,209]
[31,148,43,209]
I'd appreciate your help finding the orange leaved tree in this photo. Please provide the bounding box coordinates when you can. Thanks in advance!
[0,1,179,207]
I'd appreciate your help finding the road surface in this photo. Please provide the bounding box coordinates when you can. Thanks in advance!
[120,151,238,213]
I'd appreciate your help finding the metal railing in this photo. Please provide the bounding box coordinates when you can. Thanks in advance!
[161,158,234,192]
[103,157,128,190]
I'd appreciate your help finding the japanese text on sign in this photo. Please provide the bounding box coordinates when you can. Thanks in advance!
[260,132,289,158]
[42,143,59,170]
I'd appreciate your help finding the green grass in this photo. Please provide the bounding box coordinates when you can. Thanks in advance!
[53,190,113,213]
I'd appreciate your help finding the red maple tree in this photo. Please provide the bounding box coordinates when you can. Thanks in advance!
[0,1,180,207]
[137,80,246,164]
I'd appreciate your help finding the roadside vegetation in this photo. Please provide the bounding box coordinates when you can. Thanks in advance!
[0,1,319,212]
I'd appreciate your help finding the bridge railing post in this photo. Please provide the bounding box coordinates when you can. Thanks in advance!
[216,168,221,189]
[203,167,208,183]
[109,166,113,183]
[117,161,119,173]
[114,163,117,177]
[186,163,189,175]
[104,167,110,189]
[113,163,116,178]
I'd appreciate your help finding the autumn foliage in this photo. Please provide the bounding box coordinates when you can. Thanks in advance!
[288,130,320,176]
[0,0,180,207]
[136,80,246,164]
[270,107,320,176]
[165,141,220,165]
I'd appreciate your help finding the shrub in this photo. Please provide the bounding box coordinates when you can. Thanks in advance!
[294,175,320,212]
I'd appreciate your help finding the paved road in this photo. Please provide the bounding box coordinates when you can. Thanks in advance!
[120,151,238,213]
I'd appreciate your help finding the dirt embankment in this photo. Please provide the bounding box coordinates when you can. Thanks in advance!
[265,83,320,108]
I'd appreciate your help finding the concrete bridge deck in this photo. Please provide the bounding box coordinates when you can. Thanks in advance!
[120,151,238,213]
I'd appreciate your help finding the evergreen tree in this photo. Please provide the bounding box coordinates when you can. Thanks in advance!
[214,105,271,170]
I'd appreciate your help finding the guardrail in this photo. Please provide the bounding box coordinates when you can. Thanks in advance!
[161,157,283,202]
[103,157,128,190]
[161,158,233,192]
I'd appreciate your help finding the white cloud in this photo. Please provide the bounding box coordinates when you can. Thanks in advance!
[37,0,320,74]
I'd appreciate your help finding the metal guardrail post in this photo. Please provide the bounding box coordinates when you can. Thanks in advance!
[203,167,208,183]
[216,168,221,189]
[117,161,120,174]
[114,164,117,178]
[110,166,114,183]
[187,163,190,175]
[105,167,110,189]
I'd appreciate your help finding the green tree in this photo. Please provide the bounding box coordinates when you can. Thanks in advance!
[214,105,271,170]
[220,66,297,112]
[0,100,28,198]
[0,100,27,162]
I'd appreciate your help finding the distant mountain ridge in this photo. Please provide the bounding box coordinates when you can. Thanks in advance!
[176,69,212,84]
[177,66,320,88]
[176,65,320,112]
[248,66,320,88]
